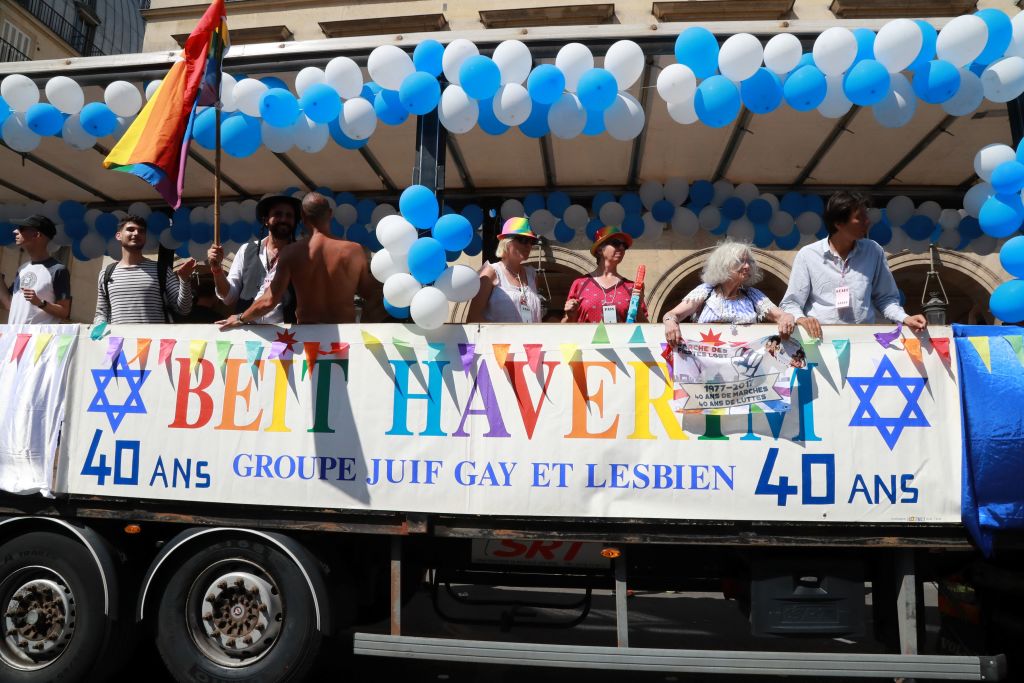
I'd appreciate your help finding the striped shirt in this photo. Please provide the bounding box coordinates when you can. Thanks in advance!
[93,259,192,324]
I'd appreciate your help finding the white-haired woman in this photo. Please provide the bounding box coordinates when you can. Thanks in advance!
[663,240,795,345]
[467,217,544,323]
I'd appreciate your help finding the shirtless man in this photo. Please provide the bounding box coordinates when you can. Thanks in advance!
[217,192,381,328]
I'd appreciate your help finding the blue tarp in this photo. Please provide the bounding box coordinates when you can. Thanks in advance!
[954,324,1024,556]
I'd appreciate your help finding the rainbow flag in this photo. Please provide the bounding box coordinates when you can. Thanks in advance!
[104,0,228,208]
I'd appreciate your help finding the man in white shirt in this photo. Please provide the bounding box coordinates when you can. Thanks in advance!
[0,215,72,324]
[206,193,299,324]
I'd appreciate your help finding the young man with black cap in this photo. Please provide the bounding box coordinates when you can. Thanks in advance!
[206,193,298,324]
[0,214,72,324]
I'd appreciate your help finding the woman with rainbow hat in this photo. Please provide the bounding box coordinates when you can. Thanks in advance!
[467,217,544,323]
[562,225,647,324]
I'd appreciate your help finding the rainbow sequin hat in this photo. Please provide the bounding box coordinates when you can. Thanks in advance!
[590,225,633,255]
[498,217,539,241]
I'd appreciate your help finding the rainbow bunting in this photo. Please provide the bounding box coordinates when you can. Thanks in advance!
[189,339,207,372]
[103,0,229,207]
[56,334,74,363]
[492,344,511,368]
[32,333,53,364]
[968,337,991,372]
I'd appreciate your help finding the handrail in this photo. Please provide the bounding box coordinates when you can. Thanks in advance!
[0,37,30,63]
[11,0,104,57]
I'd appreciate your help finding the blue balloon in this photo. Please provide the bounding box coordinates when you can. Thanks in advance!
[784,65,827,111]
[400,185,439,229]
[1000,235,1024,277]
[585,218,603,241]
[908,20,937,73]
[959,215,982,240]
[328,118,368,149]
[336,191,357,206]
[0,96,10,128]
[689,180,714,209]
[590,191,616,214]
[170,218,191,241]
[260,88,300,128]
[407,237,447,284]
[992,161,1024,195]
[795,52,816,71]
[58,200,85,223]
[577,68,618,112]
[520,193,544,215]
[989,278,1024,322]
[260,76,288,91]
[190,222,214,244]
[776,227,801,250]
[979,194,1024,238]
[329,219,345,238]
[346,224,368,245]
[477,97,510,136]
[398,72,440,115]
[71,239,90,262]
[359,83,379,101]
[911,60,960,104]
[903,215,934,241]
[95,213,118,239]
[413,39,444,76]
[582,108,605,136]
[26,103,63,136]
[619,192,643,214]
[721,196,745,221]
[747,198,773,224]
[554,220,575,243]
[753,222,774,248]
[843,59,890,106]
[621,214,644,238]
[374,89,408,126]
[64,221,87,240]
[712,217,731,235]
[741,68,783,114]
[975,9,1013,66]
[222,114,261,158]
[465,233,483,256]
[852,28,875,63]
[365,229,383,252]
[519,102,551,138]
[651,199,676,223]
[461,203,484,228]
[803,193,825,216]
[968,61,986,78]
[79,102,117,137]
[694,75,741,128]
[384,300,411,319]
[780,191,804,216]
[674,27,719,80]
[460,55,501,101]
[527,64,566,106]
[300,83,341,124]
[356,198,376,224]
[869,220,893,246]
[193,107,218,149]
[547,191,571,217]
[0,223,14,246]
[433,213,473,251]
[228,221,251,244]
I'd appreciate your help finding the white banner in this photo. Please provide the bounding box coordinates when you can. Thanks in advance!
[59,323,962,524]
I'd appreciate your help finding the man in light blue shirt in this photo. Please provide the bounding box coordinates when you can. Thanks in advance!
[780,191,927,339]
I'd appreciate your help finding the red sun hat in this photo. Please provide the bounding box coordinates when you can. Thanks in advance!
[590,225,633,255]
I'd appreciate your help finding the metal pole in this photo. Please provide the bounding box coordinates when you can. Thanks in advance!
[896,549,919,657]
[213,107,222,245]
[390,536,402,636]
[1007,95,1024,148]
[413,106,447,204]
[614,554,629,648]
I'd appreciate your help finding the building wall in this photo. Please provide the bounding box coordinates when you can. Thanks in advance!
[0,4,77,61]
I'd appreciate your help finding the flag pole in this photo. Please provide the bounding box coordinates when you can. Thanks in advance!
[213,105,222,246]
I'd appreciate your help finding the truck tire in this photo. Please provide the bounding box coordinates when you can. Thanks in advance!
[0,532,111,683]
[155,537,322,683]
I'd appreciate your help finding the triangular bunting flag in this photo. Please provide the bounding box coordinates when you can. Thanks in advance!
[458,343,476,372]
[130,338,152,369]
[158,339,176,365]
[104,336,124,366]
[324,342,349,358]
[559,343,579,364]
[32,333,53,364]
[89,322,107,341]
[902,337,922,364]
[361,330,382,347]
[931,337,951,364]
[968,336,991,372]
[189,340,207,372]
[268,341,287,360]
[1006,336,1024,367]
[831,339,850,386]
[492,344,511,368]
[427,342,446,361]
[302,341,320,379]
[56,334,74,363]
[524,344,543,373]
[591,322,610,345]
[10,333,30,362]
[215,340,232,377]
[874,323,903,349]
[392,337,412,351]
[628,326,645,345]
[660,342,674,374]
[245,340,263,380]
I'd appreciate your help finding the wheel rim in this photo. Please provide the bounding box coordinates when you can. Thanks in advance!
[186,559,284,668]
[0,567,77,671]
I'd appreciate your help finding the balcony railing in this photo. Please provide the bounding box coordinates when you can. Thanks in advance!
[12,0,104,56]
[0,37,30,63]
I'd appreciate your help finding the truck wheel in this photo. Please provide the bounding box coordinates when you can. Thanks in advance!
[155,537,322,683]
[0,532,111,683]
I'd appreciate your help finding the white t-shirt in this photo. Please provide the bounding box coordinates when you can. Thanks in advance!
[8,258,70,324]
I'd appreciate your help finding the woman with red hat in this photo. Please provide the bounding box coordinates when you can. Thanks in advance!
[467,217,544,323]
[562,225,647,324]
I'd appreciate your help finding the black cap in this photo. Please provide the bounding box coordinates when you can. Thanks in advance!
[13,214,56,240]
[256,194,302,221]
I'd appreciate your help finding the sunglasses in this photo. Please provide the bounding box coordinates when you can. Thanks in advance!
[605,239,628,249]
[510,235,536,245]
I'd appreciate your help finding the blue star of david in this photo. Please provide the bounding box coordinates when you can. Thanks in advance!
[88,352,149,432]
[848,356,928,450]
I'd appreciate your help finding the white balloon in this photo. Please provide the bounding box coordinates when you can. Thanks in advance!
[974,144,1016,182]
[942,68,984,116]
[760,192,780,212]
[671,207,699,237]
[219,73,236,112]
[729,217,756,243]
[886,230,907,253]
[664,177,689,205]
[84,208,102,229]
[159,230,182,250]
[699,205,722,231]
[667,97,698,124]
[936,15,988,68]
[262,121,295,153]
[234,79,268,117]
[2,113,40,153]
[325,56,363,99]
[638,180,664,210]
[718,33,763,83]
[563,204,589,230]
[963,182,993,218]
[981,57,1024,103]
[112,115,132,139]
[734,182,760,204]
[938,208,961,231]
[908,234,930,253]
[656,63,697,104]
[886,195,915,226]
[604,40,645,90]
[370,203,397,228]
[239,199,258,223]
[1,74,38,112]
[492,83,532,126]
[294,67,326,97]
[530,209,558,237]
[500,199,525,220]
[45,76,83,114]
[61,114,97,150]
[916,200,942,222]
[813,27,858,77]
[818,75,853,118]
[367,45,415,91]
[371,249,409,283]
[340,97,377,140]
[333,203,358,227]
[937,227,960,249]
[795,211,822,235]
[410,285,449,329]
[867,208,882,224]
[555,43,594,93]
[770,211,794,237]
[971,235,997,257]
[712,180,734,206]
[144,79,163,101]
[40,200,60,222]
[187,240,209,261]
[127,202,152,218]
[438,85,478,134]
[221,201,240,224]
[872,72,916,128]
[293,116,329,153]
[763,33,802,75]
[547,92,586,139]
[874,19,923,74]
[598,202,625,226]
[112,209,128,221]
[604,92,645,141]
[492,40,532,85]
[377,215,419,255]
[384,272,422,308]
[442,39,479,86]
[80,232,106,260]
[190,206,208,225]
[104,81,142,117]
[434,264,480,302]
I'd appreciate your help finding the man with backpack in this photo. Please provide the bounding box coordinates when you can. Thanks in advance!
[206,193,299,324]
[94,215,195,324]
